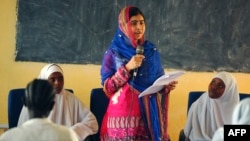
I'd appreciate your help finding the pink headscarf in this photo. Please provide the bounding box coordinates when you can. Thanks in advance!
[118,6,145,47]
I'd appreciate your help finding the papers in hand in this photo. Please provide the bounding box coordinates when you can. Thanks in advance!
[138,71,185,98]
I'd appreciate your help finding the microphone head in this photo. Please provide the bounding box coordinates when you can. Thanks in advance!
[136,45,144,55]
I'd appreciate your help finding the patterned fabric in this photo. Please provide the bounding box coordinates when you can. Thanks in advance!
[100,6,170,141]
[101,83,150,141]
[139,92,170,141]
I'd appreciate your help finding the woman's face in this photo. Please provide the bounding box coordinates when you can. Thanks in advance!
[48,72,64,94]
[208,78,225,99]
[129,14,145,41]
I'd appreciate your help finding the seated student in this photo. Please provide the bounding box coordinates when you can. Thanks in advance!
[184,71,240,141]
[0,79,79,141]
[18,64,98,141]
[212,97,250,141]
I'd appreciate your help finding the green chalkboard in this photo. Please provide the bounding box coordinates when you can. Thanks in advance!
[16,0,250,72]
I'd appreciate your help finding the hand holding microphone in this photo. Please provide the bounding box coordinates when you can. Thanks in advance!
[125,45,145,77]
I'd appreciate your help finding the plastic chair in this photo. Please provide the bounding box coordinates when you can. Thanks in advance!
[239,93,250,100]
[186,91,204,114]
[89,88,109,141]
[8,88,25,129]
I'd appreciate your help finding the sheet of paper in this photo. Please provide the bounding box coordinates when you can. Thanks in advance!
[138,71,185,98]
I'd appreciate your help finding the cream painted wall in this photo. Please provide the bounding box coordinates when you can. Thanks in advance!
[1,1,250,140]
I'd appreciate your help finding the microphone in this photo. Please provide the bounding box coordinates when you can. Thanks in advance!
[133,45,144,77]
[136,45,144,55]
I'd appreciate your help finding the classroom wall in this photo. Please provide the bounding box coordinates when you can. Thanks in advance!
[1,1,250,141]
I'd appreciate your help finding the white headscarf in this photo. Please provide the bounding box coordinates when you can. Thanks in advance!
[38,64,63,80]
[212,98,250,141]
[213,71,240,121]
[184,71,239,141]
[232,97,250,124]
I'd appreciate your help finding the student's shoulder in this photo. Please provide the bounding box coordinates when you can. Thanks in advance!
[48,124,79,140]
[0,127,24,140]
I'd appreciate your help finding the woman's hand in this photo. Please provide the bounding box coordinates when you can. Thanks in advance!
[125,54,145,72]
[164,80,178,94]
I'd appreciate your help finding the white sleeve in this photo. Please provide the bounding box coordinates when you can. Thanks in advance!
[70,99,98,141]
[211,127,224,141]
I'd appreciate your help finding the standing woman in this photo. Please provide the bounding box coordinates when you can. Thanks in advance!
[100,6,177,141]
